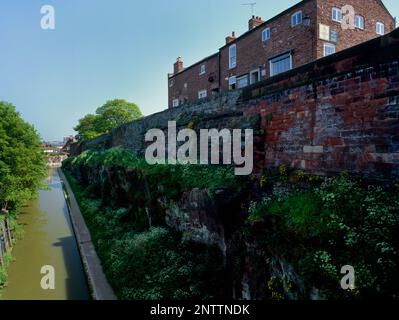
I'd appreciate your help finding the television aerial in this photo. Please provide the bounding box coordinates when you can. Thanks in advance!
[241,2,257,16]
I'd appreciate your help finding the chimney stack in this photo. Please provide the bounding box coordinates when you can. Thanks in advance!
[225,31,236,45]
[248,16,264,30]
[174,57,184,74]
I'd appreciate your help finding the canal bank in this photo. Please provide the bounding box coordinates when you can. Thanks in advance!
[1,169,90,300]
[59,169,117,300]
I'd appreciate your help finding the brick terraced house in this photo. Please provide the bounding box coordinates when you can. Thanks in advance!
[168,0,395,108]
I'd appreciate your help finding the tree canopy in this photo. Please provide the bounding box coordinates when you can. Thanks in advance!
[0,102,47,214]
[74,99,143,141]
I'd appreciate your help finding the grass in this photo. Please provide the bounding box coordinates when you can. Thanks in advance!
[0,252,12,296]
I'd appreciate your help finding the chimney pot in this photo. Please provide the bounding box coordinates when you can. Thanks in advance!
[225,31,237,44]
[174,57,184,74]
[248,15,264,30]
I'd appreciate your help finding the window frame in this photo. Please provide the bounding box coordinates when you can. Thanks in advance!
[262,27,271,42]
[355,15,365,30]
[237,74,249,89]
[291,11,303,27]
[376,22,385,35]
[172,99,179,108]
[269,52,293,77]
[229,44,237,69]
[332,7,343,23]
[199,64,206,75]
[323,43,336,57]
[228,76,237,90]
[198,89,207,99]
[250,68,261,85]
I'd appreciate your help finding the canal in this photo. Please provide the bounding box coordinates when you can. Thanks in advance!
[1,169,91,300]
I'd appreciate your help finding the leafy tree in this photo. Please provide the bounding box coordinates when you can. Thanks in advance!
[74,99,143,141]
[95,99,143,133]
[73,114,99,141]
[0,102,47,214]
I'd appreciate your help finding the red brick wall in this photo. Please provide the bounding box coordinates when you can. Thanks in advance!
[168,0,395,107]
[316,0,395,59]
[219,0,317,93]
[168,54,219,108]
[241,28,399,180]
[75,29,399,181]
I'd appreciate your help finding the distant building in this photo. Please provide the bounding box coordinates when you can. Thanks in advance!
[168,0,395,108]
[61,136,76,156]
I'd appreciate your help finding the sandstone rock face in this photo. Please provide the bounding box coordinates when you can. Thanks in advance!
[165,189,226,253]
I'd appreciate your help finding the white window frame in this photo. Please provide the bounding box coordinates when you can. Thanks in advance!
[324,43,336,57]
[228,76,237,90]
[269,52,292,77]
[237,74,249,89]
[291,11,302,27]
[355,15,365,30]
[172,99,179,108]
[199,64,206,75]
[332,7,343,23]
[376,22,385,35]
[250,68,261,85]
[229,44,237,69]
[198,90,207,99]
[262,27,271,42]
[169,79,174,87]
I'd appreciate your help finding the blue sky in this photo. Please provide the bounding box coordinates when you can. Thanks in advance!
[0,0,398,141]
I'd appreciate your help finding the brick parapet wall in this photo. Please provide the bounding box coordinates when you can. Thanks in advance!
[71,28,399,181]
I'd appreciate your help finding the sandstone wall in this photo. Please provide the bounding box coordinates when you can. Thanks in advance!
[72,28,399,181]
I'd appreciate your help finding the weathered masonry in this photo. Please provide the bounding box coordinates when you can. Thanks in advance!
[168,0,395,108]
[72,28,399,181]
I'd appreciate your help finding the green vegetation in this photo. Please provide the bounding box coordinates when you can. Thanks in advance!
[64,146,399,300]
[74,99,143,141]
[0,101,47,292]
[0,102,47,213]
[64,172,226,300]
[248,173,399,299]
[63,147,244,199]
[0,252,12,292]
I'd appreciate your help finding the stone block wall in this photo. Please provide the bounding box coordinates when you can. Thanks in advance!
[71,28,399,181]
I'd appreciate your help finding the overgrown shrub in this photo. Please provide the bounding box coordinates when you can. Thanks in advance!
[248,177,399,299]
[64,170,226,300]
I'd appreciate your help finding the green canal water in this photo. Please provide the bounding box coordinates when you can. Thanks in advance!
[1,169,90,300]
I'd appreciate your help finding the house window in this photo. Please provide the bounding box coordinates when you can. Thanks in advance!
[229,44,237,69]
[376,22,385,35]
[228,76,237,90]
[332,7,343,23]
[198,90,207,99]
[169,79,174,87]
[262,28,271,42]
[172,99,179,108]
[355,15,364,29]
[250,68,260,84]
[237,74,249,89]
[269,52,292,77]
[291,11,302,27]
[199,64,206,75]
[324,43,336,56]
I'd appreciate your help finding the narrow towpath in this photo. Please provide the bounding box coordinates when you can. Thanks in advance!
[59,169,117,300]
